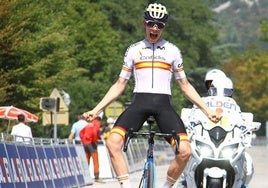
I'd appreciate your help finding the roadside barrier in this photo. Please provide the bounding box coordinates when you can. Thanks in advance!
[123,138,174,173]
[0,133,174,187]
[0,133,93,188]
[89,141,116,179]
[91,138,173,179]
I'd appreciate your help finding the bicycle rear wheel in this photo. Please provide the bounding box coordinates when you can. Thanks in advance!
[143,162,155,188]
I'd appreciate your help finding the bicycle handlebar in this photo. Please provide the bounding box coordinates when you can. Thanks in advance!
[123,128,180,155]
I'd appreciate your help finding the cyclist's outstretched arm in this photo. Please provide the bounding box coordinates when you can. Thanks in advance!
[177,77,221,123]
[83,77,128,121]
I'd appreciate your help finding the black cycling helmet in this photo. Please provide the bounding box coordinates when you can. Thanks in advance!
[144,3,169,23]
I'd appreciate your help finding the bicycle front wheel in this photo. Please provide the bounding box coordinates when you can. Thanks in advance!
[143,162,155,188]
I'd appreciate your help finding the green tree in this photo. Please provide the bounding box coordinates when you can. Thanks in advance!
[0,0,225,137]
[223,16,268,136]
[0,0,121,136]
[260,19,268,42]
[223,47,268,135]
[212,0,268,63]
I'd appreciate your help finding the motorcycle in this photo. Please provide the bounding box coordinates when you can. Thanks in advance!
[177,96,261,188]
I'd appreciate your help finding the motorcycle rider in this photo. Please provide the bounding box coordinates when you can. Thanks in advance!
[177,71,253,188]
[204,68,227,90]
[207,76,234,98]
[208,76,253,188]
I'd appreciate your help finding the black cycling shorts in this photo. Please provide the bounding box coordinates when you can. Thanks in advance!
[111,93,188,141]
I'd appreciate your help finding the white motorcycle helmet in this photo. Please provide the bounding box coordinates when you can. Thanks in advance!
[208,76,234,97]
[204,69,226,90]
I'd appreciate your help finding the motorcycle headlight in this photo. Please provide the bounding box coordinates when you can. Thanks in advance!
[219,143,239,159]
[195,140,214,158]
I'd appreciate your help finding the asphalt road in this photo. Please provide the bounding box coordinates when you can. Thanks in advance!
[85,145,268,188]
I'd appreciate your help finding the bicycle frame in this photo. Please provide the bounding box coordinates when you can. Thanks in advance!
[123,119,180,188]
[140,131,156,188]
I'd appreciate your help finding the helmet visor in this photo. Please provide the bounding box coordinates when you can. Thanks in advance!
[208,87,217,96]
[208,87,233,97]
[223,88,233,97]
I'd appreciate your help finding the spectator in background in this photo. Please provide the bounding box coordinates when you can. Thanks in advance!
[11,114,32,142]
[79,117,103,183]
[68,114,88,144]
[94,114,104,143]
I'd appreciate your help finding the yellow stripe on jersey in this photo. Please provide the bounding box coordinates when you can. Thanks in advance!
[135,61,171,70]
[174,67,184,73]
[122,65,132,72]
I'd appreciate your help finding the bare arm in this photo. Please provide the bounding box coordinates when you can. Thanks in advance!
[68,132,75,140]
[83,77,128,121]
[177,77,221,123]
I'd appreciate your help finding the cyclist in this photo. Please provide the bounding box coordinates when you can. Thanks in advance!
[83,3,221,188]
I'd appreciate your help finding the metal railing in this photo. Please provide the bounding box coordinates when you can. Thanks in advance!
[124,138,174,173]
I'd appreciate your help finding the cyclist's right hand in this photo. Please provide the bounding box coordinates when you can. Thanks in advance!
[82,111,97,122]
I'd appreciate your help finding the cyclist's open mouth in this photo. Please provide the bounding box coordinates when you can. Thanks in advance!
[150,33,158,40]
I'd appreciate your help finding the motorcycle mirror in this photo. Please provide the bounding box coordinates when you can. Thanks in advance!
[251,122,261,131]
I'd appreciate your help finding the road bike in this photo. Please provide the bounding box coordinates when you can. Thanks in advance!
[123,117,180,188]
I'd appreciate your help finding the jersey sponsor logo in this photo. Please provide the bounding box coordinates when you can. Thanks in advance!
[177,62,183,68]
[140,55,166,61]
[157,45,165,50]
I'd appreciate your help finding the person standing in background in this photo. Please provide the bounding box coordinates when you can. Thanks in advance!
[79,117,103,183]
[11,114,32,142]
[68,114,88,144]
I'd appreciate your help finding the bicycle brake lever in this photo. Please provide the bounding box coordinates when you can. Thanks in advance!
[171,130,180,155]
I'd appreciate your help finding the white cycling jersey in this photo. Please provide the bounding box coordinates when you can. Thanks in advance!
[119,39,186,95]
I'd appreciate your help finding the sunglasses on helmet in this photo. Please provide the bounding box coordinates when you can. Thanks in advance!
[145,20,165,29]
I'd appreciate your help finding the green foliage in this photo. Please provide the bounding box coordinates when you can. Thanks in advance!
[223,46,268,135]
[260,19,268,42]
[0,0,121,136]
[212,0,268,61]
[3,0,266,137]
